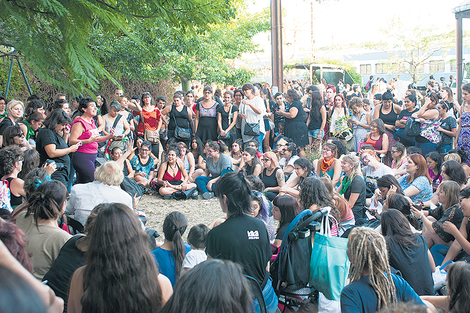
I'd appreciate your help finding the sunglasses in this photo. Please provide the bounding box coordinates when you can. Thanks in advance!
[261,158,269,162]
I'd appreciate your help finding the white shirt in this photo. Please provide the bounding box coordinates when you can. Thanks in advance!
[182,249,207,269]
[240,96,266,142]
[66,181,133,225]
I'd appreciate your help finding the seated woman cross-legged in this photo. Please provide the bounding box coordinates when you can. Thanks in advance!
[411,181,464,252]
[130,140,156,187]
[261,151,285,201]
[156,145,197,199]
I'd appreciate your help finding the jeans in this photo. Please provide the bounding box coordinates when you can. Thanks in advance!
[416,141,438,156]
[195,176,213,193]
[308,129,324,138]
[395,128,415,146]
[258,133,265,153]
[430,244,449,266]
[438,144,453,155]
[254,278,278,313]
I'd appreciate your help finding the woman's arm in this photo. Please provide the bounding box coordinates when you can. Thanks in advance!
[278,106,298,119]
[186,153,196,179]
[194,109,200,134]
[217,112,223,133]
[331,160,342,187]
[121,118,130,137]
[156,162,167,185]
[69,122,89,145]
[347,193,360,210]
[372,104,381,120]
[319,106,327,134]
[157,274,173,306]
[265,169,286,193]
[420,296,449,312]
[377,133,389,155]
[252,164,262,177]
[437,126,457,137]
[243,100,262,114]
[226,110,238,132]
[125,160,135,179]
[68,267,84,313]
[96,115,105,132]
[44,143,79,158]
[10,178,25,197]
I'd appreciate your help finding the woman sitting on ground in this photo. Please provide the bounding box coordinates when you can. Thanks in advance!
[337,154,367,221]
[319,176,355,225]
[250,190,276,241]
[261,151,285,201]
[16,181,71,280]
[426,151,443,192]
[390,142,408,178]
[397,153,433,203]
[381,209,434,296]
[279,142,299,176]
[130,140,155,187]
[279,158,315,197]
[156,146,196,199]
[363,118,389,157]
[313,142,342,187]
[68,203,172,313]
[385,193,421,232]
[340,227,426,313]
[239,147,262,177]
[229,139,243,171]
[151,211,190,287]
[411,181,464,250]
[369,174,404,216]
[177,142,196,183]
[272,195,301,248]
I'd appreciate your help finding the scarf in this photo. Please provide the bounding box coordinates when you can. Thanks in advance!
[320,157,335,175]
[339,174,354,195]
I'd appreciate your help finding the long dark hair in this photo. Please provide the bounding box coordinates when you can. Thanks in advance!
[214,172,252,216]
[381,209,418,250]
[273,195,300,233]
[386,193,420,230]
[426,151,442,185]
[377,175,404,195]
[243,147,261,176]
[299,177,341,223]
[309,91,323,121]
[82,203,162,313]
[163,211,188,278]
[448,262,470,313]
[160,259,253,313]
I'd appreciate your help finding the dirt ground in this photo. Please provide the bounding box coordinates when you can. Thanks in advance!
[137,194,223,241]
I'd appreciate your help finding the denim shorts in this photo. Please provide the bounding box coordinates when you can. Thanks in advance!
[308,129,324,138]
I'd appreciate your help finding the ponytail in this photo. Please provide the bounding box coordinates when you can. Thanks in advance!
[26,181,67,228]
[162,212,188,279]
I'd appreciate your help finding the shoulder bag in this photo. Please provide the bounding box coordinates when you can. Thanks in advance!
[404,116,421,137]
[141,109,160,143]
[242,100,261,137]
[172,106,191,140]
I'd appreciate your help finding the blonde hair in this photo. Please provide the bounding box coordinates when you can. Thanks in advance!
[341,154,362,177]
[437,181,460,211]
[94,161,124,186]
[445,153,461,164]
[7,100,24,115]
[348,227,396,310]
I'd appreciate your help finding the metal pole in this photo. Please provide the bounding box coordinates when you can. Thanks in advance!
[271,0,283,93]
[17,58,33,96]
[5,57,14,99]
[457,15,463,105]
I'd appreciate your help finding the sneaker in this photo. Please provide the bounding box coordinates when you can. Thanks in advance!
[191,190,199,200]
[163,194,172,200]
[202,192,214,200]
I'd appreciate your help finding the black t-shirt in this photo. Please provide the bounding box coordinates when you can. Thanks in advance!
[440,115,457,145]
[261,167,280,188]
[216,105,239,130]
[387,234,434,296]
[344,175,366,219]
[276,223,289,241]
[43,235,85,307]
[397,108,419,127]
[206,214,271,287]
[168,105,190,130]
[0,117,14,136]
[36,128,71,184]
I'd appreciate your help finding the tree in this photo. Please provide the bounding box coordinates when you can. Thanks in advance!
[364,17,464,83]
[0,0,239,95]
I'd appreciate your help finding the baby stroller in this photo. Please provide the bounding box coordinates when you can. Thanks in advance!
[270,208,329,312]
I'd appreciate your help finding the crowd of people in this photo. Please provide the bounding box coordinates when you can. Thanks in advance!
[1,77,470,313]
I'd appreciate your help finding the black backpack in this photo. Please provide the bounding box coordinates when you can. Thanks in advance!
[404,117,421,137]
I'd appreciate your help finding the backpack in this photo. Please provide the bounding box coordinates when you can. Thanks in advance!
[0,179,12,213]
[365,80,372,92]
[404,117,421,137]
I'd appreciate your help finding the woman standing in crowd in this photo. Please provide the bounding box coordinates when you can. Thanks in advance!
[151,212,190,287]
[206,172,278,313]
[70,97,114,183]
[412,181,463,249]
[103,101,130,153]
[313,143,342,187]
[350,97,370,152]
[16,181,71,280]
[440,86,460,119]
[272,195,300,247]
[217,90,238,146]
[372,91,401,146]
[329,93,349,141]
[457,84,470,165]
[156,146,196,199]
[138,92,162,161]
[260,87,273,153]
[239,84,265,152]
[195,86,219,143]
[395,94,419,146]
[381,209,434,296]
[364,119,389,157]
[337,154,366,220]
[306,90,327,151]
[390,143,408,177]
[397,153,433,203]
[162,93,194,147]
[0,100,24,147]
[130,140,155,187]
[412,92,441,156]
[340,227,425,313]
[261,151,285,201]
[239,147,262,177]
[68,203,172,313]
[184,91,196,116]
[194,141,232,199]
[233,89,244,139]
[437,101,457,155]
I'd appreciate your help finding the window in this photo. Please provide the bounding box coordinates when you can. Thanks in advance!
[360,64,371,74]
[417,64,425,73]
[375,63,386,74]
[450,60,457,72]
[429,60,445,72]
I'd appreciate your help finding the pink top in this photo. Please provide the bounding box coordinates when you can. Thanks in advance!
[72,117,99,154]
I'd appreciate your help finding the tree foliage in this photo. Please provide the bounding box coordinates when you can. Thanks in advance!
[364,17,467,83]
[0,0,250,95]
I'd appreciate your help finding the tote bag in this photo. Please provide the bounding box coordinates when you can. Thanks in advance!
[310,209,350,301]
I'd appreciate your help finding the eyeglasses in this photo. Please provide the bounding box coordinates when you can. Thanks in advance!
[261,158,269,162]
[15,132,25,138]
[391,150,399,154]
